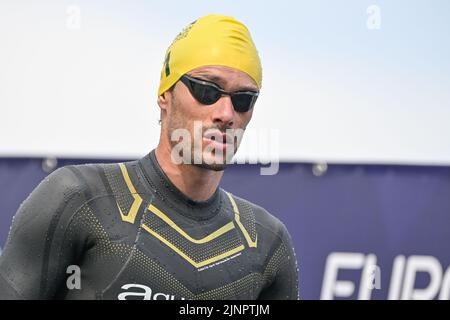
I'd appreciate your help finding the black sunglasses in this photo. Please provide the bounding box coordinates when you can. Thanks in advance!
[180,74,259,113]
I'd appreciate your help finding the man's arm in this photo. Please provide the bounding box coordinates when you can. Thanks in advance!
[0,166,86,299]
[258,223,299,300]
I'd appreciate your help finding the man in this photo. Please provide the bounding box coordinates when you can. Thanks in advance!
[0,14,298,300]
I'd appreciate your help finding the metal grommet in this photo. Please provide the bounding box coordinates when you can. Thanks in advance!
[312,162,328,177]
[42,157,58,173]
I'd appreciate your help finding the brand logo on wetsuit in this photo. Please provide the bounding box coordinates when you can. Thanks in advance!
[118,284,186,300]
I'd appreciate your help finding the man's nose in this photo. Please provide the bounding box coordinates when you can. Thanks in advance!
[211,95,235,127]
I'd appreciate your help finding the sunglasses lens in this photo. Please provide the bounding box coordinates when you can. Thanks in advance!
[189,80,221,105]
[231,93,257,113]
[182,75,258,112]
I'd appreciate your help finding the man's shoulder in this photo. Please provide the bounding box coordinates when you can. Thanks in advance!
[40,165,85,196]
[223,191,290,241]
[12,164,100,224]
[47,163,102,194]
[45,160,130,203]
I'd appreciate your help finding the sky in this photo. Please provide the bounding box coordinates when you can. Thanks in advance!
[0,0,449,164]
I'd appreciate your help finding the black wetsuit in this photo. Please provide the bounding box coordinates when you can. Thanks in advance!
[0,150,298,300]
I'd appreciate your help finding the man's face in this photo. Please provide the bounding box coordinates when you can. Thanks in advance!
[161,65,258,171]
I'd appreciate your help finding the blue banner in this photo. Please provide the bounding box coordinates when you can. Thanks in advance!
[1,158,449,299]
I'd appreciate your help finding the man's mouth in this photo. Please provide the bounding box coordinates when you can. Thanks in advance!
[203,131,233,150]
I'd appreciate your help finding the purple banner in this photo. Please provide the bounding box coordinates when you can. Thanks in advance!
[1,158,449,299]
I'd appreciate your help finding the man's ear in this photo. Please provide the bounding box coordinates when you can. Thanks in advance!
[158,86,176,124]
[157,91,170,111]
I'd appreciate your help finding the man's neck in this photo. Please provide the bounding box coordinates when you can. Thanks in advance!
[154,145,224,202]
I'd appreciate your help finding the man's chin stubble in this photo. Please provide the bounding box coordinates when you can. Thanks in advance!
[192,162,227,172]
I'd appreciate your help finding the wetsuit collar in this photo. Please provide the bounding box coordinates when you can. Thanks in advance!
[138,149,223,221]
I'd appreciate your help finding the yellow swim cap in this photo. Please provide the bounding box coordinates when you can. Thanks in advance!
[158,14,262,96]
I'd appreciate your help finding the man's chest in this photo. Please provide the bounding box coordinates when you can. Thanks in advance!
[65,204,265,300]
